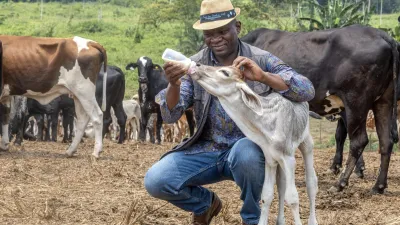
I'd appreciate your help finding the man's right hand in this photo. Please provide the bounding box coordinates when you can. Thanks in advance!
[163,62,186,87]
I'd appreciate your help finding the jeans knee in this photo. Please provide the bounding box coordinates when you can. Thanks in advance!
[229,138,265,173]
[144,165,178,200]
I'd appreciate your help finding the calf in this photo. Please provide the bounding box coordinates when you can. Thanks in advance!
[191,65,318,225]
[0,35,107,158]
[126,57,195,144]
[121,99,141,141]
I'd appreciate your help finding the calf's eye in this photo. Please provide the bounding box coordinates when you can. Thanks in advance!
[220,70,229,77]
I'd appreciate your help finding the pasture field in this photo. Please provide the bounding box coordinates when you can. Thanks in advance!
[0,118,400,225]
[1,2,399,98]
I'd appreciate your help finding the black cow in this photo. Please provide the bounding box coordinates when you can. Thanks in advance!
[4,95,75,145]
[241,25,399,194]
[126,56,195,144]
[95,65,127,144]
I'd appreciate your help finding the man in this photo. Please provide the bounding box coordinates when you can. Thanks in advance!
[144,0,315,224]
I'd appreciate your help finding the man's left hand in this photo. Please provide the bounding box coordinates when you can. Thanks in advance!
[233,56,264,82]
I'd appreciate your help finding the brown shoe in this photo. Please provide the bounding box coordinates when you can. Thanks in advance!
[191,192,222,225]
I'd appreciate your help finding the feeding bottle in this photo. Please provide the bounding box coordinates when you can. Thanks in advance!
[162,48,196,74]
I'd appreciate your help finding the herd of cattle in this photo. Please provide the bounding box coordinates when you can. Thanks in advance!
[0,24,400,194]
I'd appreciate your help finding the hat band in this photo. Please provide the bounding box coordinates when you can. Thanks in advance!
[200,9,236,24]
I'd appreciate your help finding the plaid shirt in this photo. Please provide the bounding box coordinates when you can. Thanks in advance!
[156,43,314,154]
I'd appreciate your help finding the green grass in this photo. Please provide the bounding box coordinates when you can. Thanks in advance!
[1,2,399,98]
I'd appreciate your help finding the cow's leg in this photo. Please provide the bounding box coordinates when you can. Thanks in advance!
[102,109,112,140]
[68,112,74,142]
[62,111,69,143]
[258,164,277,225]
[0,102,10,151]
[66,100,90,157]
[299,132,318,225]
[34,114,44,141]
[114,104,127,144]
[354,154,365,179]
[371,94,395,194]
[139,109,149,142]
[14,112,26,146]
[50,113,58,142]
[156,112,163,145]
[330,108,369,192]
[330,117,347,175]
[276,165,286,225]
[185,109,195,136]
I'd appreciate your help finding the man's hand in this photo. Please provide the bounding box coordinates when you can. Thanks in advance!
[232,56,264,82]
[163,62,186,86]
[233,56,289,91]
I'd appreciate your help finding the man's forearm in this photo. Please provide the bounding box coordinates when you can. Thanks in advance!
[166,83,181,110]
[259,71,289,91]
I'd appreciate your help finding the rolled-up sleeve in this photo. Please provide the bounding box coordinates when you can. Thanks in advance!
[265,52,315,102]
[155,75,194,123]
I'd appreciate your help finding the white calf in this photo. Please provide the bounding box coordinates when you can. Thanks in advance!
[191,65,318,225]
[110,100,141,141]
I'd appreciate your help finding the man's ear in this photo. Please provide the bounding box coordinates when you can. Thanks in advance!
[126,63,138,71]
[153,64,162,70]
[236,82,263,116]
[235,20,241,35]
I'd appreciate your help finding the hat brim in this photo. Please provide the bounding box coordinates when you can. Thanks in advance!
[193,8,240,30]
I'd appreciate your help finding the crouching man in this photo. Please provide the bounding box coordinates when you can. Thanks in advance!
[144,0,315,224]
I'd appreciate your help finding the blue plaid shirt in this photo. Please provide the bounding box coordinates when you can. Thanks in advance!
[156,47,314,154]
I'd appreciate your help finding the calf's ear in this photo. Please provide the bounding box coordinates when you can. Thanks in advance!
[126,63,138,71]
[153,64,162,70]
[236,83,263,116]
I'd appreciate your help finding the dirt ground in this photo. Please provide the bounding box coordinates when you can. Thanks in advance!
[1,134,400,225]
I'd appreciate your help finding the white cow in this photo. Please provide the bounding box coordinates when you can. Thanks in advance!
[191,65,318,225]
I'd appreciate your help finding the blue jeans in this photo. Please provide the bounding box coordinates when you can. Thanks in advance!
[144,138,265,225]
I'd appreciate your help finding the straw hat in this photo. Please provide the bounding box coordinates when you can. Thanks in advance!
[193,0,241,30]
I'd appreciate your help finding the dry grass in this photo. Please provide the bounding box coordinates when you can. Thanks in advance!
[0,119,400,225]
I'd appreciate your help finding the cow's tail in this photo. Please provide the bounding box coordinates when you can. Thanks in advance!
[90,42,108,112]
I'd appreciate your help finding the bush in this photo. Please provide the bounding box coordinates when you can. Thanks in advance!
[31,23,57,37]
[71,20,117,34]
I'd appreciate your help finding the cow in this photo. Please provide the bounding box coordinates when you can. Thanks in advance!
[126,56,195,144]
[95,65,127,144]
[111,99,141,141]
[0,35,107,158]
[241,25,399,194]
[191,64,318,225]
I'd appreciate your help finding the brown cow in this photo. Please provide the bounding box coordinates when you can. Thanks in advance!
[0,36,107,158]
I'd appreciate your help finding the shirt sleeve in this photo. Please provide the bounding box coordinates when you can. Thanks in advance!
[155,74,194,123]
[264,52,315,102]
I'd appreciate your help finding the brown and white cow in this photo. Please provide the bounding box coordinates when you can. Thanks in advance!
[0,35,107,158]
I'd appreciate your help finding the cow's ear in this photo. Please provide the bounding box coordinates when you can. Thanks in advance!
[153,64,162,70]
[236,82,263,116]
[126,63,138,71]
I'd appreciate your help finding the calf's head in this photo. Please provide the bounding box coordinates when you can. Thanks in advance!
[191,64,263,115]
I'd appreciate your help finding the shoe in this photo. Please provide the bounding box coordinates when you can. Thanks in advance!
[191,191,222,225]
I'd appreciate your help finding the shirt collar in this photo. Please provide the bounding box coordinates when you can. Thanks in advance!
[209,42,242,66]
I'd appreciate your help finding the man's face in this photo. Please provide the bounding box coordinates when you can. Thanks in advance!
[203,20,241,59]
